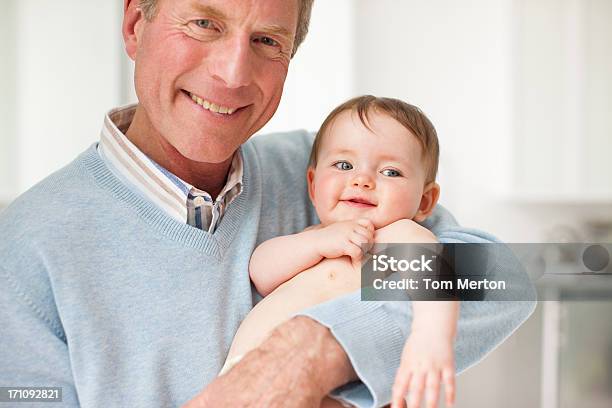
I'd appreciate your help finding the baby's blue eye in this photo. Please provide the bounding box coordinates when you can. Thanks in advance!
[334,161,353,171]
[381,169,401,177]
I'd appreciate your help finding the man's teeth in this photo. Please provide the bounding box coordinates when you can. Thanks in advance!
[190,93,235,115]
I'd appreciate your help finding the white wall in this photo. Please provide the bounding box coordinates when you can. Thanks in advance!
[514,0,612,199]
[584,0,612,194]
[0,1,17,203]
[12,0,125,195]
[259,0,355,134]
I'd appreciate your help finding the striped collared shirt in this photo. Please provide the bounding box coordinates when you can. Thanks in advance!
[97,104,243,233]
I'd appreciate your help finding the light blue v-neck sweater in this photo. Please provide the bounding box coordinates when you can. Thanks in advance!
[0,130,535,407]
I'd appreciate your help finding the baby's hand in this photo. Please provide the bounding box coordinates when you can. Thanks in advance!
[317,219,374,262]
[391,333,455,408]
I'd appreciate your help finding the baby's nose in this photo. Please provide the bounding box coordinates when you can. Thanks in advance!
[351,174,375,189]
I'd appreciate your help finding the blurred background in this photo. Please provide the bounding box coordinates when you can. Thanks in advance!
[1,0,611,406]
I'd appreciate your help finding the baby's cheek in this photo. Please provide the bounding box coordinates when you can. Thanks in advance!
[388,190,421,220]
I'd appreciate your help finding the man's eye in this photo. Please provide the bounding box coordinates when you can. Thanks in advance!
[333,161,353,171]
[195,19,214,29]
[254,36,279,47]
[381,169,401,177]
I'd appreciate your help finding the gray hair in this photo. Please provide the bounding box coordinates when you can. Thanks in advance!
[138,0,314,57]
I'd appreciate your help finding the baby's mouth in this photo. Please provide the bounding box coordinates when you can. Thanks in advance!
[341,198,377,207]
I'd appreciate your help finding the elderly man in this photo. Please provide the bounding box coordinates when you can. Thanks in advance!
[0,0,535,407]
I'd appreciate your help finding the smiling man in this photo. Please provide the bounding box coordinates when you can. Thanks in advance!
[0,0,535,407]
[125,0,295,187]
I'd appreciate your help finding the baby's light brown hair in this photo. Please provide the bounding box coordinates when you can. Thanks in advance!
[308,95,440,183]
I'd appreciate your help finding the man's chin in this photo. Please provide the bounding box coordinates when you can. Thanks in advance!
[176,144,238,165]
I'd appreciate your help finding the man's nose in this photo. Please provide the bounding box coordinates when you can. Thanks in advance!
[209,35,254,89]
[351,173,375,189]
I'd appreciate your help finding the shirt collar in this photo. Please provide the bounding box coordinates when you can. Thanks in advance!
[98,104,244,226]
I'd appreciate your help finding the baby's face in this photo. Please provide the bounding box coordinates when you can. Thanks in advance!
[308,110,430,229]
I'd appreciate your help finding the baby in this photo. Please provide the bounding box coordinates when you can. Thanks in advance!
[222,95,457,408]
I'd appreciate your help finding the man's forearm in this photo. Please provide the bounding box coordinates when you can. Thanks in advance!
[183,316,357,408]
[262,316,357,395]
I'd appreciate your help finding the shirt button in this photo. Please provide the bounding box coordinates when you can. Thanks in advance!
[193,196,206,206]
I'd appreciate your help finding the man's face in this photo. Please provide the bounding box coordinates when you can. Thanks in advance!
[130,0,298,163]
[308,110,430,229]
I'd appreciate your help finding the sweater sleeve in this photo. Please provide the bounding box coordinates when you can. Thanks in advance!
[0,265,80,407]
[297,204,537,408]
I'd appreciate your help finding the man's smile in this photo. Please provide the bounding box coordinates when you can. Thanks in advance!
[185,91,244,115]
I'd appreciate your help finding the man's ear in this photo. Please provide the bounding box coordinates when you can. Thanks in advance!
[306,167,316,203]
[413,182,440,222]
[123,0,146,61]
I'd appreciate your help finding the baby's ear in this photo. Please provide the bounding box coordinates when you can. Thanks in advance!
[306,167,316,203]
[413,182,440,222]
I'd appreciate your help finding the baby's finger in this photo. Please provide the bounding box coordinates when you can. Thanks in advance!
[391,369,411,408]
[442,367,455,406]
[407,372,425,408]
[357,218,375,231]
[352,226,370,240]
[350,232,372,253]
[353,223,374,239]
[425,371,441,408]
[353,226,375,247]
[344,242,362,260]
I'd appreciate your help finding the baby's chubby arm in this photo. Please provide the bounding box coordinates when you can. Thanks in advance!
[374,218,438,244]
[392,301,459,408]
[249,219,375,296]
[375,219,458,408]
[248,229,326,296]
